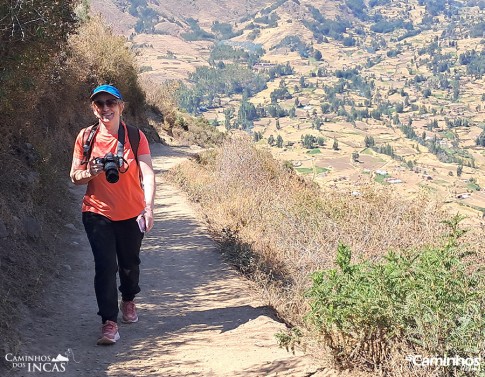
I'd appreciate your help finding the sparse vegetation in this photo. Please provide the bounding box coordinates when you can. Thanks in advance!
[181,18,215,41]
[130,0,159,33]
[209,42,264,66]
[303,5,351,42]
[211,21,243,40]
[167,135,485,374]
[306,215,485,373]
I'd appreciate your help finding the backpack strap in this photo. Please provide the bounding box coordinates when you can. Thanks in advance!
[125,123,143,186]
[81,122,99,165]
[126,123,141,166]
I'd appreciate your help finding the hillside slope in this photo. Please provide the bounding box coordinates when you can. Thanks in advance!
[91,0,275,34]
[92,0,485,222]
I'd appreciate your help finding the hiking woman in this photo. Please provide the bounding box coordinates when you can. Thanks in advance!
[70,84,156,345]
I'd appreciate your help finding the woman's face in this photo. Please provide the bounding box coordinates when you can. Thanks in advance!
[91,93,124,125]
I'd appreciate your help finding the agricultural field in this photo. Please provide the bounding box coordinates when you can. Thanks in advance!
[97,0,485,224]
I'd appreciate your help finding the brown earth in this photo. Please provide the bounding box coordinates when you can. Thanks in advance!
[1,143,362,377]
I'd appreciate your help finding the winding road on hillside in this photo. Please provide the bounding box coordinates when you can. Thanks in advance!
[5,143,344,377]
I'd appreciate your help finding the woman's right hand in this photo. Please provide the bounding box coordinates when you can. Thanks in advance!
[88,159,104,176]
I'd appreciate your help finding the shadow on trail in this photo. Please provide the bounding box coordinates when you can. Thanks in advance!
[152,304,278,334]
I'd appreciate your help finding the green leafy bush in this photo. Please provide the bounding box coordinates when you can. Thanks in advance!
[305,215,485,373]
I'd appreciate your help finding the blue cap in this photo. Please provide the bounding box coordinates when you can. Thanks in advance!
[90,84,123,100]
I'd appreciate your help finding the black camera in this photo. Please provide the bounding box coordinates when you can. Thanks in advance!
[94,152,121,183]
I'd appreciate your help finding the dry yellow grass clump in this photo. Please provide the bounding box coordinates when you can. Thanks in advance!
[168,133,455,319]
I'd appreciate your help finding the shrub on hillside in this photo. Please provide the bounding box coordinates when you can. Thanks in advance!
[181,18,215,41]
[306,215,484,373]
[211,21,243,40]
[141,78,224,147]
[171,115,224,147]
[68,15,146,119]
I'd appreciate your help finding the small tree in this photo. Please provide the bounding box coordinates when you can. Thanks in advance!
[452,80,460,101]
[299,76,306,88]
[352,151,360,162]
[224,107,234,130]
[333,138,339,150]
[276,135,284,148]
[457,164,463,177]
[364,135,375,148]
[313,117,323,131]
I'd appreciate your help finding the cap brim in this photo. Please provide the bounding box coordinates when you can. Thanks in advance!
[90,85,123,100]
[90,91,120,100]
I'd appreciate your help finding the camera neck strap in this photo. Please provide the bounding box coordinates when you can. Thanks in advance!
[81,123,99,165]
[116,122,126,168]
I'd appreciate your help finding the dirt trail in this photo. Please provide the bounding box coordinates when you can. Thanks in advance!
[5,144,328,377]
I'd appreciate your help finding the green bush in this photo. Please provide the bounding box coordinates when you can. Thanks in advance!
[305,215,485,373]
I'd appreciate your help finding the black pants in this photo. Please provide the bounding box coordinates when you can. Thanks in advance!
[82,212,144,323]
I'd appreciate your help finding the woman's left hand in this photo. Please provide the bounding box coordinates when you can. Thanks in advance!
[144,207,154,232]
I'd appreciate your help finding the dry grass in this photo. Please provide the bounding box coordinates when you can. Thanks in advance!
[68,15,146,119]
[168,133,485,374]
[168,134,449,312]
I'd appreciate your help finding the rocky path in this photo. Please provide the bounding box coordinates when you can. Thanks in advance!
[5,144,324,377]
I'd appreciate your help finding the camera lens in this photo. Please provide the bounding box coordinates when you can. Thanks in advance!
[104,161,119,183]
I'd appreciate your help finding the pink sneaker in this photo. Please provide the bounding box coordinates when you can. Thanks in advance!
[97,320,120,345]
[120,300,139,323]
